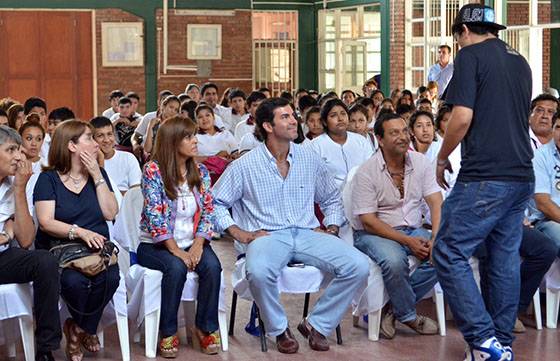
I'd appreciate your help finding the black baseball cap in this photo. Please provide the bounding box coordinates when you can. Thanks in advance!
[452,4,506,34]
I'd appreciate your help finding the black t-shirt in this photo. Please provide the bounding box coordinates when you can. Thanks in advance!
[446,38,534,182]
[33,168,114,250]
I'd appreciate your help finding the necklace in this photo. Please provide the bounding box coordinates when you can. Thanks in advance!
[66,173,85,191]
[178,186,190,211]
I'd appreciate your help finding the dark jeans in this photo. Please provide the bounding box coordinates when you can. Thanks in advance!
[60,264,120,335]
[433,181,533,347]
[475,226,558,313]
[0,248,61,353]
[137,242,222,337]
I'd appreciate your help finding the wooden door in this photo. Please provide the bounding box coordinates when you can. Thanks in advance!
[0,11,93,120]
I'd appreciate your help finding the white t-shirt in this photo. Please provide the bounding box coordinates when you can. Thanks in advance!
[311,132,374,190]
[234,119,255,143]
[196,131,238,156]
[229,113,249,135]
[102,107,116,119]
[40,134,51,160]
[103,150,142,193]
[31,157,48,175]
[215,105,232,131]
[239,133,261,153]
[135,111,158,138]
[1,177,35,252]
[173,183,197,249]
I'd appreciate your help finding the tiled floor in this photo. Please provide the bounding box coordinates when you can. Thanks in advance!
[3,237,559,360]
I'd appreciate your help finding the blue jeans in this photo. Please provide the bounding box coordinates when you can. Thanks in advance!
[354,227,438,322]
[245,228,369,337]
[433,181,533,347]
[137,242,222,337]
[535,220,560,257]
[475,226,558,313]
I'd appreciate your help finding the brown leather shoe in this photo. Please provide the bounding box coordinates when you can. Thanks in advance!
[297,318,330,351]
[276,328,299,354]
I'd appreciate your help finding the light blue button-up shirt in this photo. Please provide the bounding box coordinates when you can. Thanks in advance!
[427,62,454,97]
[530,140,560,222]
[212,142,345,233]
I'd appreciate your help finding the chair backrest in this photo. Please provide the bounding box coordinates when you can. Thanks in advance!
[112,186,143,256]
[341,166,360,230]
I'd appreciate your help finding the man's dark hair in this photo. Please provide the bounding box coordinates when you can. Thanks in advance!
[246,91,267,107]
[320,98,348,131]
[180,100,198,121]
[159,89,174,101]
[200,82,219,97]
[418,98,432,106]
[452,23,499,38]
[409,110,435,129]
[118,97,132,106]
[341,89,356,98]
[417,86,428,96]
[48,107,75,121]
[374,112,404,138]
[23,97,47,115]
[109,90,124,100]
[280,91,293,102]
[228,88,247,101]
[401,89,414,98]
[258,87,271,94]
[396,104,415,115]
[90,116,113,129]
[531,93,560,111]
[125,91,140,101]
[356,97,374,108]
[297,94,317,113]
[439,44,452,53]
[255,97,290,142]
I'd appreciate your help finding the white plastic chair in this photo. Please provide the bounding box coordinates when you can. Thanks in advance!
[115,187,228,358]
[0,283,35,360]
[229,256,340,352]
[543,258,560,328]
[341,166,446,341]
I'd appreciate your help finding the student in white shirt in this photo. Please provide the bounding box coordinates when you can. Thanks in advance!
[91,116,142,195]
[234,91,267,143]
[19,121,48,175]
[200,83,229,130]
[311,98,374,189]
[303,106,324,140]
[347,103,378,153]
[144,95,181,155]
[195,104,238,158]
[409,110,441,161]
[185,83,201,103]
[228,89,249,134]
[102,90,124,119]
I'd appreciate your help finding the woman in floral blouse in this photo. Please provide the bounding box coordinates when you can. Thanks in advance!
[137,116,222,357]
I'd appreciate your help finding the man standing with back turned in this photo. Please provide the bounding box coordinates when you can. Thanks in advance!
[432,4,533,361]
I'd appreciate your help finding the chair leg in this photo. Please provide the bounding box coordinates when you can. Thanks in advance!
[533,290,542,330]
[97,330,105,348]
[368,309,381,341]
[116,311,131,361]
[546,288,560,329]
[144,309,161,358]
[218,309,229,352]
[229,291,237,336]
[335,325,342,345]
[256,306,267,352]
[434,289,446,336]
[19,315,35,361]
[303,293,310,318]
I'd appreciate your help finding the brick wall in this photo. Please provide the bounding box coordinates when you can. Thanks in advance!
[389,0,406,92]
[155,9,253,109]
[95,9,146,115]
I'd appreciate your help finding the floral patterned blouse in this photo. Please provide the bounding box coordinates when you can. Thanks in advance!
[140,160,215,243]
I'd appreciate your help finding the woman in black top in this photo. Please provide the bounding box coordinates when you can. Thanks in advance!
[34,120,119,361]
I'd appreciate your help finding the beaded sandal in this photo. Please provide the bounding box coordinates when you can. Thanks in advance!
[192,327,219,355]
[159,335,179,358]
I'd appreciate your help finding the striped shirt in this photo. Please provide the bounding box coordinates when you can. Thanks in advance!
[213,142,345,232]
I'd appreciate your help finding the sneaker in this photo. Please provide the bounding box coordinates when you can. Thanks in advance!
[512,318,526,333]
[403,314,439,335]
[380,306,396,339]
[464,337,508,361]
[503,346,514,361]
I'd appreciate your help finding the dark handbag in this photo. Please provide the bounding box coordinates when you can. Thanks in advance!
[49,241,119,277]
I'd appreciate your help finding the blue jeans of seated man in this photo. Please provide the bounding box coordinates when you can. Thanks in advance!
[433,181,533,348]
[475,226,558,313]
[245,228,369,337]
[353,227,438,323]
[137,242,222,337]
[535,220,560,257]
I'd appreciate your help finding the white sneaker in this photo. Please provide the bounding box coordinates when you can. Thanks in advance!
[503,346,514,361]
[464,337,508,361]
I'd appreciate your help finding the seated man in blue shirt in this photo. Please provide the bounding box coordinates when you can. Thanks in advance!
[213,97,369,354]
[531,113,560,256]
